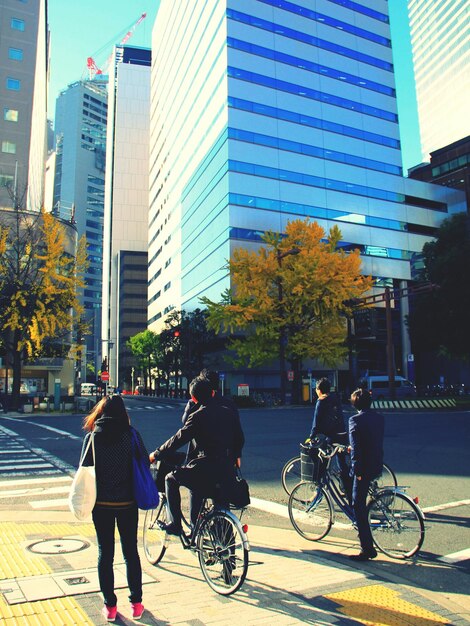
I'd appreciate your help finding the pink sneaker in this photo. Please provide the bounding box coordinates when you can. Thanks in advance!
[102,605,117,622]
[131,602,145,619]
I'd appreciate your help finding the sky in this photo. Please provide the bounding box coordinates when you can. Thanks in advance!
[47,0,423,173]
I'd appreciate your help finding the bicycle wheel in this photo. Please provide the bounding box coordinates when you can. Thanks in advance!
[368,490,425,559]
[288,481,333,541]
[281,455,301,495]
[376,462,398,489]
[143,498,169,565]
[197,510,249,595]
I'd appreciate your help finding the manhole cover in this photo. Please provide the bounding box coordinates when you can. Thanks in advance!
[27,538,90,554]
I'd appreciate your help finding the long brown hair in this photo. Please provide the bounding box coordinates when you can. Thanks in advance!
[83,397,108,432]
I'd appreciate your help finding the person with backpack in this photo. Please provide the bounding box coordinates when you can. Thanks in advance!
[309,377,351,500]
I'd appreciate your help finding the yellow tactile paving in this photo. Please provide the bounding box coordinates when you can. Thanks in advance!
[0,595,95,625]
[326,585,450,626]
[0,522,95,579]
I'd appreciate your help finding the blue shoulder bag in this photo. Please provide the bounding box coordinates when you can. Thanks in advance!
[130,427,160,510]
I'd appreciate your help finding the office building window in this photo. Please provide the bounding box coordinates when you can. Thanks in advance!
[8,47,23,61]
[0,175,14,187]
[6,78,20,90]
[2,141,16,154]
[10,18,25,31]
[4,108,19,122]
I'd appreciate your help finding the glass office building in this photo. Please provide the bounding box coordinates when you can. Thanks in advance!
[408,0,470,161]
[53,79,108,377]
[149,0,465,378]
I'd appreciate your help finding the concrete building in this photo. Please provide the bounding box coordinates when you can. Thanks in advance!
[52,79,108,380]
[101,45,151,389]
[148,0,466,391]
[0,0,48,212]
[408,0,470,161]
[409,136,470,213]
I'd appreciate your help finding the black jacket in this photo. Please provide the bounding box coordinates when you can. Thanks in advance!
[81,418,148,505]
[155,396,244,463]
[348,409,384,479]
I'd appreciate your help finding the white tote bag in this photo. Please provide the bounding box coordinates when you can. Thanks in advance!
[68,434,96,521]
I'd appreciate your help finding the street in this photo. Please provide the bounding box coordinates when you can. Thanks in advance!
[1,399,469,601]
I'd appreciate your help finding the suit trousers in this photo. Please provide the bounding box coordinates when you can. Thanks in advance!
[352,476,374,553]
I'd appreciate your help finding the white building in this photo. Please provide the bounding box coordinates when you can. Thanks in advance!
[408,0,470,161]
[148,0,465,383]
[101,46,151,387]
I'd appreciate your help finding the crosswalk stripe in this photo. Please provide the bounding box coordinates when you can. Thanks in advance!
[30,497,69,509]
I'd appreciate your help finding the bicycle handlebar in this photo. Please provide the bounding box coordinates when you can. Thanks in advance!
[317,442,348,460]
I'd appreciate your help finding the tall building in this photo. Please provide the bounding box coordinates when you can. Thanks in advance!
[52,79,108,380]
[101,45,151,388]
[409,136,470,212]
[408,0,470,161]
[149,0,465,388]
[0,0,48,211]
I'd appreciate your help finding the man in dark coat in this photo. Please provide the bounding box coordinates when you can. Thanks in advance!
[348,388,385,561]
[150,376,245,535]
[309,377,351,500]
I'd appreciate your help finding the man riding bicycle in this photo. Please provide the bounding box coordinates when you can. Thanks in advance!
[149,376,245,536]
[308,377,351,501]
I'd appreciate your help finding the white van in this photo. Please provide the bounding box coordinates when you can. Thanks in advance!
[80,383,97,396]
[363,376,416,400]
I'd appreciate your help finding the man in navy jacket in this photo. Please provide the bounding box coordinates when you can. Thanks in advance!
[348,388,384,561]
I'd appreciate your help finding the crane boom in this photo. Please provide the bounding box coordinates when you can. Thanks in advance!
[87,12,148,80]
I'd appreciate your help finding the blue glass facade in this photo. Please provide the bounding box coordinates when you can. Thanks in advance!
[148,0,464,358]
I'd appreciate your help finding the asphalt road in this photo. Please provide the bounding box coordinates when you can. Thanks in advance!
[1,398,469,595]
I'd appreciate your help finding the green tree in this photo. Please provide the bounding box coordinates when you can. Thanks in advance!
[408,212,470,361]
[0,208,87,408]
[127,329,162,393]
[201,219,372,401]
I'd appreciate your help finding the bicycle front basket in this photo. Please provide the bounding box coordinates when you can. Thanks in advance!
[300,444,325,482]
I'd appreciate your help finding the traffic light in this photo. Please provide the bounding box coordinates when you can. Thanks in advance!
[101,356,108,371]
[353,309,377,339]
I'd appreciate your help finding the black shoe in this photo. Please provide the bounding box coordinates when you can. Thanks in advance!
[349,549,377,562]
[157,521,182,536]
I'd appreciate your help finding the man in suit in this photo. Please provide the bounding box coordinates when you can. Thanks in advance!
[310,377,351,500]
[348,387,385,561]
[150,376,245,535]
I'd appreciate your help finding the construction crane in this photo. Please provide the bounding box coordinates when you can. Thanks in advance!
[86,12,147,80]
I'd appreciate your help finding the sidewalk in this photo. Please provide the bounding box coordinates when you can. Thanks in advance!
[1,508,469,626]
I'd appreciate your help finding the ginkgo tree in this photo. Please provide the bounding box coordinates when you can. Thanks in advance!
[0,208,87,409]
[201,219,372,403]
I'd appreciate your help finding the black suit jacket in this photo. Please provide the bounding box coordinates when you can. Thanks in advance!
[156,396,245,463]
[348,408,384,479]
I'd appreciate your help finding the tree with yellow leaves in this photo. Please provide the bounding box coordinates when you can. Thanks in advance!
[201,219,372,403]
[0,208,87,409]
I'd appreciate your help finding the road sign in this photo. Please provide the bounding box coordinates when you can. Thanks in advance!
[219,373,225,380]
[101,371,110,382]
[287,370,294,381]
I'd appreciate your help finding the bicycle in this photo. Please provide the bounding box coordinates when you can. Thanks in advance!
[288,440,425,559]
[281,449,397,496]
[143,459,250,595]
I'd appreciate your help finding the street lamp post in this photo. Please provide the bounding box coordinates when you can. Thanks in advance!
[276,248,300,405]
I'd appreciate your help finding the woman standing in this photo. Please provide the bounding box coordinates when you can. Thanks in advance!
[80,395,146,621]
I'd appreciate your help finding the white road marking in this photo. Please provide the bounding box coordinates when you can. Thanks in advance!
[0,485,70,499]
[250,497,353,530]
[30,497,69,509]
[0,463,54,470]
[0,475,71,488]
[422,499,470,513]
[0,416,81,440]
[439,548,470,564]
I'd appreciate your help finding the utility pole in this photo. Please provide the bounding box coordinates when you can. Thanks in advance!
[276,248,300,405]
